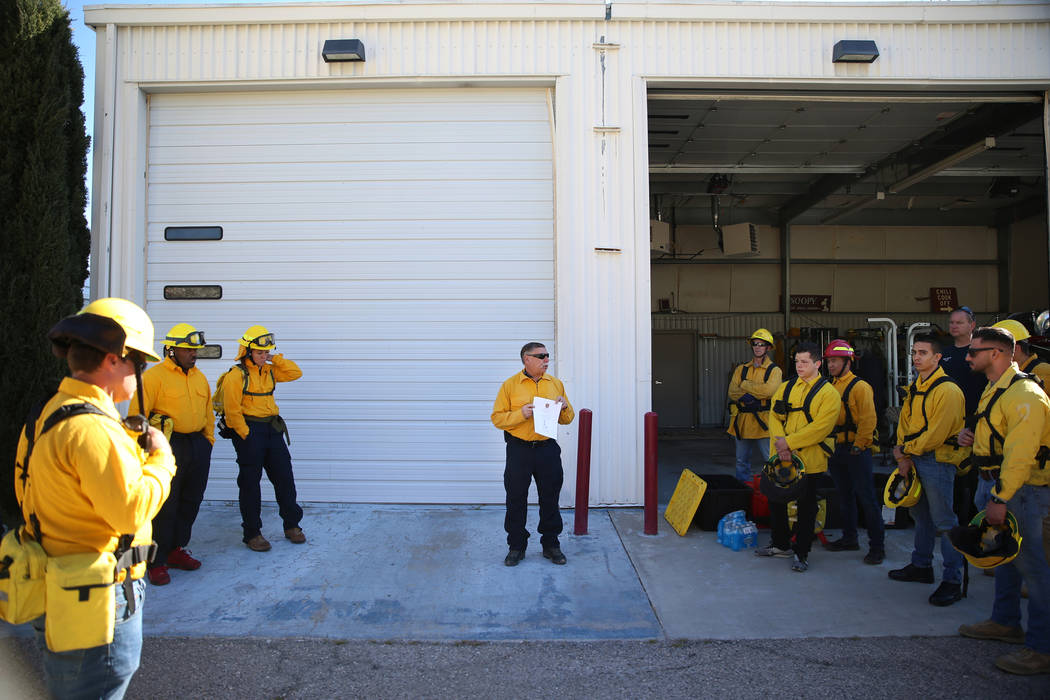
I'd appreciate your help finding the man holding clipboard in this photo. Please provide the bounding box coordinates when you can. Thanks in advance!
[491,343,575,567]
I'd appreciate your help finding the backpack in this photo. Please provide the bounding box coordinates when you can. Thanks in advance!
[211,363,274,439]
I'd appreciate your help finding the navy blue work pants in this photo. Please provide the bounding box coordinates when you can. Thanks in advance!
[151,431,212,563]
[504,435,563,551]
[233,420,303,541]
[827,444,885,552]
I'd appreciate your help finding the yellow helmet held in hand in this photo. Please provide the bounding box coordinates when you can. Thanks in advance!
[759,453,806,503]
[750,328,775,345]
[950,510,1022,569]
[884,466,921,508]
[49,298,161,363]
[238,325,276,351]
[164,323,206,349]
[991,319,1030,342]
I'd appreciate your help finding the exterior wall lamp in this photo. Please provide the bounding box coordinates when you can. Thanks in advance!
[322,39,366,62]
[832,40,879,63]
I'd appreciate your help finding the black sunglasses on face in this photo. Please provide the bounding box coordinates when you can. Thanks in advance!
[965,347,996,357]
[527,353,550,360]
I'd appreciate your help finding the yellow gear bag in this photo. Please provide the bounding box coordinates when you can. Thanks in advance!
[44,551,117,653]
[788,497,828,534]
[0,526,48,625]
[148,412,174,441]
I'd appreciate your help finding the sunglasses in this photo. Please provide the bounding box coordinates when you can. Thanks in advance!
[751,341,770,347]
[526,353,550,360]
[123,350,148,372]
[165,330,206,347]
[965,346,996,357]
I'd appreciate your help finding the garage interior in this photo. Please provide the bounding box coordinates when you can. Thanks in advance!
[647,89,1049,432]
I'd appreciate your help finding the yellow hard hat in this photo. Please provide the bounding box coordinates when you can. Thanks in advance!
[884,467,921,508]
[750,328,775,345]
[992,319,1030,342]
[49,298,160,363]
[238,325,276,350]
[950,510,1022,570]
[164,323,206,349]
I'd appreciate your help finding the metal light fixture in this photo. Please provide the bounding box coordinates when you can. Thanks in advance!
[822,191,885,225]
[832,40,879,63]
[888,138,996,194]
[322,39,366,63]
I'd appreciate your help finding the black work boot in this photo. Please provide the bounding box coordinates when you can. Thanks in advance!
[929,581,963,607]
[542,547,567,565]
[504,549,525,567]
[823,537,860,552]
[888,563,935,583]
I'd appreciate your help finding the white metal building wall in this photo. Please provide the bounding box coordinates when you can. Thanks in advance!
[86,1,1050,504]
[145,87,554,503]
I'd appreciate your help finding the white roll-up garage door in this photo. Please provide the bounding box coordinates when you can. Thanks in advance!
[145,87,554,503]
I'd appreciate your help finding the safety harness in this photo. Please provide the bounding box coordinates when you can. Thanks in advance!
[900,375,956,444]
[971,371,1050,481]
[1021,356,1048,388]
[17,402,156,614]
[213,363,284,441]
[731,362,776,433]
[772,376,834,456]
[831,376,862,443]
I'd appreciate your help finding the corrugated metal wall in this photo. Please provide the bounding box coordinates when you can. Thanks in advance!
[86,1,1050,504]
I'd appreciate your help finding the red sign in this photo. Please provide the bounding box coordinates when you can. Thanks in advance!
[788,294,832,312]
[930,287,958,313]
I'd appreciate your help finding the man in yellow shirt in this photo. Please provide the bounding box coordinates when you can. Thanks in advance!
[992,319,1050,389]
[889,334,967,607]
[726,328,782,483]
[822,340,885,564]
[220,325,305,552]
[134,323,214,586]
[14,298,175,698]
[755,342,840,573]
[491,343,575,566]
[957,326,1050,675]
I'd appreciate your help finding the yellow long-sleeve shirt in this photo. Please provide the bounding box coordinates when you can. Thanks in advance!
[973,365,1050,501]
[491,370,574,441]
[767,375,841,474]
[1021,355,1050,389]
[726,357,782,439]
[132,357,215,444]
[830,371,877,449]
[14,378,176,580]
[896,366,965,458]
[221,354,302,440]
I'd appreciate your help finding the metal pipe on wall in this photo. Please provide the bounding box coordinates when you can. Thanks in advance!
[905,322,931,386]
[868,317,899,407]
[781,221,791,338]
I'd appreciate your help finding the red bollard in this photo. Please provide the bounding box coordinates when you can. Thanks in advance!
[644,411,658,535]
[573,409,593,535]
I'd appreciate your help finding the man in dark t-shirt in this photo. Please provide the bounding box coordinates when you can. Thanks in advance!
[938,306,986,418]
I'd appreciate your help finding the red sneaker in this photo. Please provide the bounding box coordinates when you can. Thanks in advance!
[147,565,171,586]
[166,547,202,571]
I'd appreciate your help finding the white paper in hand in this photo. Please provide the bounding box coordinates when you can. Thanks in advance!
[531,396,560,440]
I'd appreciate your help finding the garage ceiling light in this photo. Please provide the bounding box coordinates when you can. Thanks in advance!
[888,137,996,194]
[832,40,879,63]
[322,39,366,63]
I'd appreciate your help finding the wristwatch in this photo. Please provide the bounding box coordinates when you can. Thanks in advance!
[989,493,1007,505]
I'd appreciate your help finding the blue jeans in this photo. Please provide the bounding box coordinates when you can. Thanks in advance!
[734,437,767,483]
[32,577,145,700]
[828,445,885,551]
[910,453,964,584]
[991,485,1050,653]
[974,475,993,513]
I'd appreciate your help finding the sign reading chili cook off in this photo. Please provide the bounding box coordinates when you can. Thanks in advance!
[930,287,958,313]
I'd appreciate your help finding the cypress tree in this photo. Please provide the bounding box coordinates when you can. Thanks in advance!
[0,0,90,527]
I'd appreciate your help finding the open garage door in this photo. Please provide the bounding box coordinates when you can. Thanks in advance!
[646,90,1048,428]
[145,87,554,502]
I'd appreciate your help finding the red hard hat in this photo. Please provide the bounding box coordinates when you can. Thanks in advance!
[824,339,855,358]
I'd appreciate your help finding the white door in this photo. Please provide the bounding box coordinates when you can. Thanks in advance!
[145,87,554,503]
